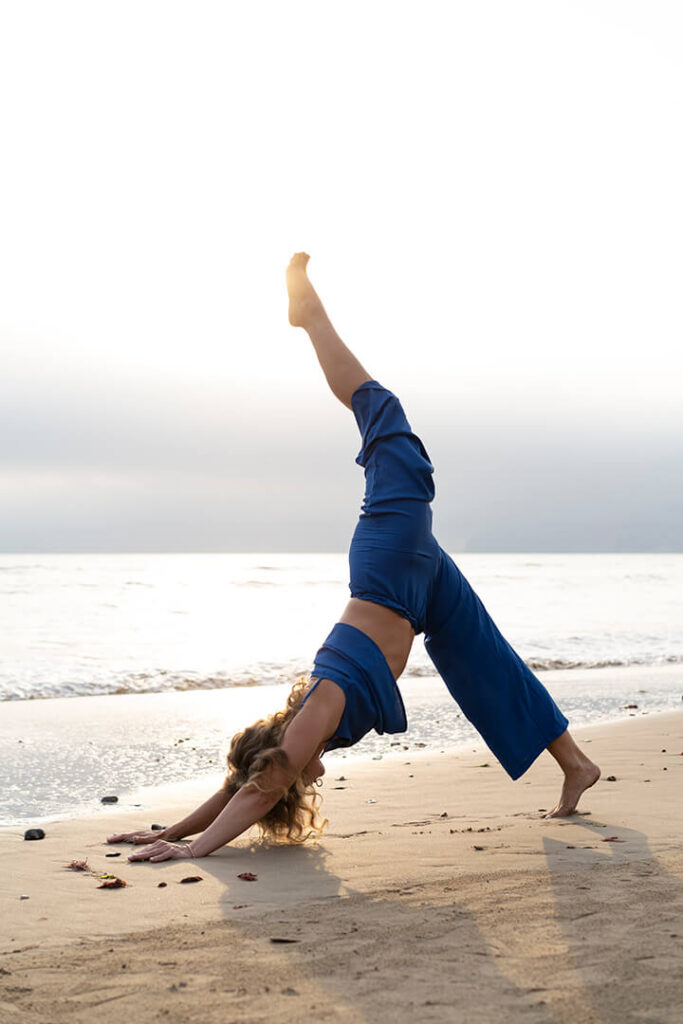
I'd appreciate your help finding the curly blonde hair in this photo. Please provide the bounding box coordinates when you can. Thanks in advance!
[223,677,327,844]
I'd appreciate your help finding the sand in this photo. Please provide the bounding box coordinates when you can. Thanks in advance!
[2,709,682,1022]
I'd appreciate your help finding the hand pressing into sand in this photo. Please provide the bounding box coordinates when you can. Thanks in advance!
[107,829,169,845]
[128,839,196,862]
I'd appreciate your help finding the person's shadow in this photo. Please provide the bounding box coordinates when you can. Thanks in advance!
[191,836,557,1020]
[542,819,683,1022]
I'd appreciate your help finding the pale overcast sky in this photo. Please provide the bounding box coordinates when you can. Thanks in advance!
[1,1,682,552]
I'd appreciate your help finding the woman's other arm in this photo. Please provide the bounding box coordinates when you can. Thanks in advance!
[106,787,233,846]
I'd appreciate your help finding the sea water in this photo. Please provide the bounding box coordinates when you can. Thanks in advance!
[1,553,682,825]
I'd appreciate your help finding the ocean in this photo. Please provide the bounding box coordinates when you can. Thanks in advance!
[2,553,682,826]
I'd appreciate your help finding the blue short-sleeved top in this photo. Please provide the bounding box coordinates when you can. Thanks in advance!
[304,622,407,751]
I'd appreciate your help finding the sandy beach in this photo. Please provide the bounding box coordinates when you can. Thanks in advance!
[2,709,682,1022]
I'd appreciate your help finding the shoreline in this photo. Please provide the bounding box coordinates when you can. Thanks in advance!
[2,710,683,1021]
[2,661,682,828]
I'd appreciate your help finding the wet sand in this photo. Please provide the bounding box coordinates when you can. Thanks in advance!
[2,710,682,1022]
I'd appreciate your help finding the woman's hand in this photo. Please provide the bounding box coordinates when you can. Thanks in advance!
[128,839,196,862]
[107,829,169,845]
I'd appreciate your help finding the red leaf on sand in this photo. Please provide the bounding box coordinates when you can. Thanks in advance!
[237,872,258,882]
[232,904,248,909]
[601,837,626,843]
[97,877,127,888]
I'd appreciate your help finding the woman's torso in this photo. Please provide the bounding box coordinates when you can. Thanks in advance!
[337,597,414,679]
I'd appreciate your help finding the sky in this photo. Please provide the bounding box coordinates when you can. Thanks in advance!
[1,0,682,552]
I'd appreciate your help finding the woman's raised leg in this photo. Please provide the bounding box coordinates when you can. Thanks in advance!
[286,253,372,408]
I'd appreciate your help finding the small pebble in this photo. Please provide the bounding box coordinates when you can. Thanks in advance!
[19,895,30,900]
[179,876,203,884]
[606,776,617,782]
[158,882,167,888]
[24,829,45,841]
[151,824,167,831]
[105,852,121,858]
[100,796,119,805]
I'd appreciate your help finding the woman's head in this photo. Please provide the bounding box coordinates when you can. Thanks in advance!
[224,677,327,844]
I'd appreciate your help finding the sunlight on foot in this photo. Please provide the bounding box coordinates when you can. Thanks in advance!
[286,251,323,328]
[545,760,601,818]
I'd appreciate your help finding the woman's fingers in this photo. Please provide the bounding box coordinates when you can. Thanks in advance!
[107,830,160,845]
[128,839,191,862]
[150,849,174,862]
[128,841,161,861]
[129,840,170,861]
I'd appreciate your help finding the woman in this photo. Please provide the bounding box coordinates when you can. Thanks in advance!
[108,253,600,862]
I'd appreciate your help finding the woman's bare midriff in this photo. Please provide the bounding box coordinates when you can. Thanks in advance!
[338,597,415,679]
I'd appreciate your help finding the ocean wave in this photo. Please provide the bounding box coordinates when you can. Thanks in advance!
[4,652,682,702]
[405,653,683,678]
[0,664,312,702]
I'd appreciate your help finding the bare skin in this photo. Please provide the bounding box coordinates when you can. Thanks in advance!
[107,253,600,862]
[288,252,600,818]
[545,730,601,816]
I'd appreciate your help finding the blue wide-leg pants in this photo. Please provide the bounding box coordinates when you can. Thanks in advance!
[345,380,568,779]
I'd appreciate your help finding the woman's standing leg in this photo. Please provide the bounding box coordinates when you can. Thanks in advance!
[424,550,600,817]
[545,731,601,817]
[286,253,372,408]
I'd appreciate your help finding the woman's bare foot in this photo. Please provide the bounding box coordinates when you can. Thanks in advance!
[544,729,601,817]
[545,760,601,817]
[286,252,324,328]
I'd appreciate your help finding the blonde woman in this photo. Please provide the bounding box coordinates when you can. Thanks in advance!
[108,254,600,862]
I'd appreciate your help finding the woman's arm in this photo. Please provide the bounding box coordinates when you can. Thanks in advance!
[128,680,345,862]
[107,787,233,846]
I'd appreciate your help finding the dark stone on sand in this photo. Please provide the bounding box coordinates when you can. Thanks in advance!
[105,852,121,858]
[151,824,166,831]
[24,829,45,841]
[606,775,617,781]
[180,875,203,884]
[100,796,119,804]
[158,882,167,888]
